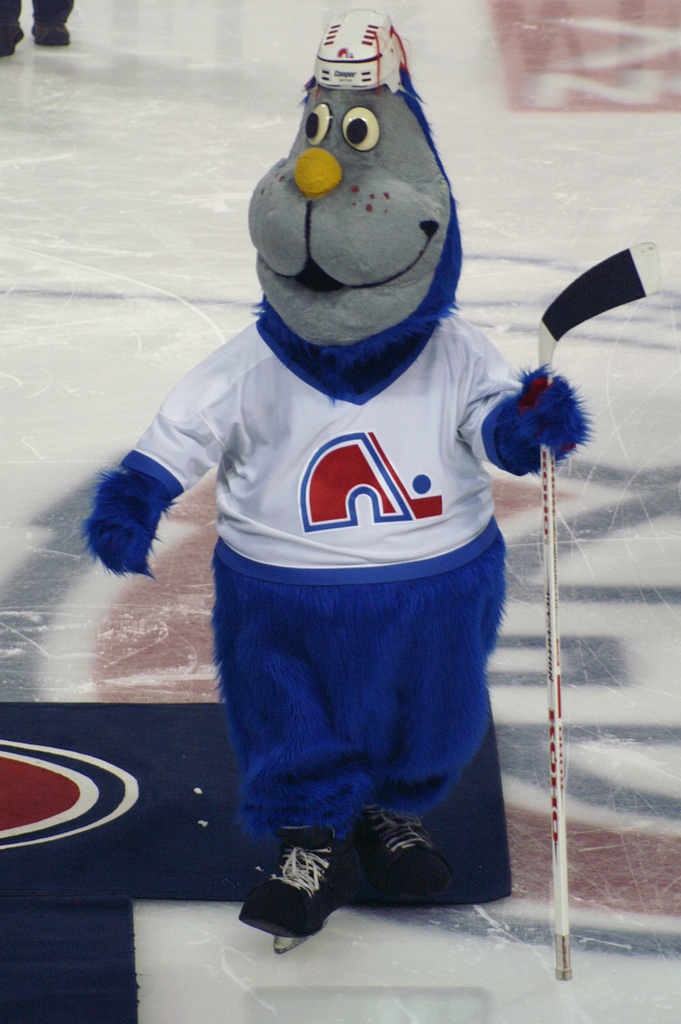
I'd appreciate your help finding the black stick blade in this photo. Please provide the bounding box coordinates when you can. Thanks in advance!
[541,244,659,345]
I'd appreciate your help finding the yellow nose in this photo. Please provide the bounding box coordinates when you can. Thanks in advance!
[294,148,342,199]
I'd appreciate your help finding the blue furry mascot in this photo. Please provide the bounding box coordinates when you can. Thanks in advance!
[85,10,589,951]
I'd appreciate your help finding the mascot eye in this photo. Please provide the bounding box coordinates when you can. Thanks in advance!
[342,107,380,151]
[305,103,333,145]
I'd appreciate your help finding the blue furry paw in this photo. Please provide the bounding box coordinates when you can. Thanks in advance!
[494,367,591,476]
[83,466,175,575]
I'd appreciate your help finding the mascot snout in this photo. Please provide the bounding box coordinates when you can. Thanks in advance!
[294,148,343,199]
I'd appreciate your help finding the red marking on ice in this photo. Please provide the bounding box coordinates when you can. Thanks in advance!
[93,477,218,703]
[488,0,681,111]
[507,804,681,915]
[492,477,542,518]
[0,756,80,830]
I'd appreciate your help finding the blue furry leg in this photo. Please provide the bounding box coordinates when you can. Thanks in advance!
[211,532,506,838]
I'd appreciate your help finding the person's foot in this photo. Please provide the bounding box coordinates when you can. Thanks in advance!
[354,805,452,899]
[239,825,360,945]
[0,24,24,57]
[33,23,70,47]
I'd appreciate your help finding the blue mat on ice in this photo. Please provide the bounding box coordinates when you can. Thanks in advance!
[0,703,510,904]
[0,897,137,1024]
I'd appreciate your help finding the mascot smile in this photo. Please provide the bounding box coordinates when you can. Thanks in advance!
[85,9,590,953]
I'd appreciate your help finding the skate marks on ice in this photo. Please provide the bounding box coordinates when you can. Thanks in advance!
[492,456,681,923]
[133,899,680,1024]
[0,480,100,701]
[245,985,489,1023]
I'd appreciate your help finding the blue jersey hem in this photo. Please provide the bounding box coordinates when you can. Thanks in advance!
[215,518,500,585]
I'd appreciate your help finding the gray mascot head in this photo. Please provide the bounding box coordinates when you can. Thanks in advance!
[248,10,461,348]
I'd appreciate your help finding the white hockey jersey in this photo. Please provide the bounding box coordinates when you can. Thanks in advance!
[123,315,519,584]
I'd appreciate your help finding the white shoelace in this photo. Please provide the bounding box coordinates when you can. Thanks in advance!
[273,846,332,896]
[365,806,427,853]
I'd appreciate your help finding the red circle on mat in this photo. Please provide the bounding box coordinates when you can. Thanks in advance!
[0,756,81,830]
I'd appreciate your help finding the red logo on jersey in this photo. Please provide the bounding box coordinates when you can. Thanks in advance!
[301,432,443,532]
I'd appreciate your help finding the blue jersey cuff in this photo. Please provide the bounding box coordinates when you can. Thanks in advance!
[481,400,509,471]
[121,451,184,500]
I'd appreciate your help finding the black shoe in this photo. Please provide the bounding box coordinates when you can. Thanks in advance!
[0,24,24,57]
[239,825,360,942]
[354,805,452,899]
[33,23,70,47]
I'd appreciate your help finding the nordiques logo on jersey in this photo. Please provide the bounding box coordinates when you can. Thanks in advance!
[300,431,443,532]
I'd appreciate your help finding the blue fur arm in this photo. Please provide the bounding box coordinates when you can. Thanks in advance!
[83,465,175,576]
[492,368,591,476]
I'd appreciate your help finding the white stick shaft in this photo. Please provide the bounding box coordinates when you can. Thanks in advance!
[541,442,572,981]
[535,242,660,979]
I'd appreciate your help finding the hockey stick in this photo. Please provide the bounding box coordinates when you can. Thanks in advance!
[538,243,660,981]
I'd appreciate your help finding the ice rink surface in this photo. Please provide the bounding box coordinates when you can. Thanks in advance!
[2,0,681,1020]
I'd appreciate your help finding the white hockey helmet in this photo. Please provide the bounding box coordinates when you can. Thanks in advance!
[313,10,408,93]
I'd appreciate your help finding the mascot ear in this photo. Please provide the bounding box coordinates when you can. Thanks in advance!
[84,466,175,576]
[492,368,591,476]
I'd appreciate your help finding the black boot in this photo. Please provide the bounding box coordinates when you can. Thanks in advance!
[0,24,24,57]
[239,825,361,950]
[353,805,452,899]
[33,23,70,46]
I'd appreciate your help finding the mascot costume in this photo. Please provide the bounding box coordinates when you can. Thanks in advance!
[85,10,589,951]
